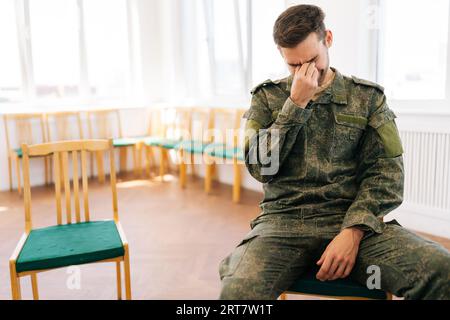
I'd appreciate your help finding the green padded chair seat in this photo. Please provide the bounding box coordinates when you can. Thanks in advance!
[175,140,224,154]
[144,137,181,149]
[206,146,244,161]
[16,220,124,273]
[113,137,144,147]
[14,148,23,158]
[287,268,388,299]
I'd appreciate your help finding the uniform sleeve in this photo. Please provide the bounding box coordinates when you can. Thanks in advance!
[340,91,404,237]
[244,89,312,183]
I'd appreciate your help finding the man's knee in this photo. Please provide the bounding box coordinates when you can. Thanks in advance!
[407,243,450,299]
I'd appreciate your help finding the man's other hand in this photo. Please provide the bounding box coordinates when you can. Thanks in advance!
[316,227,364,281]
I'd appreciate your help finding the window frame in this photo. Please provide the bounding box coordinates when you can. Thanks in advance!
[377,0,450,114]
[3,0,138,106]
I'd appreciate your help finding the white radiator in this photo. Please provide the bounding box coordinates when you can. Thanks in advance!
[396,129,450,238]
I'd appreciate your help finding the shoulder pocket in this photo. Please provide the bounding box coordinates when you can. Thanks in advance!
[368,109,404,157]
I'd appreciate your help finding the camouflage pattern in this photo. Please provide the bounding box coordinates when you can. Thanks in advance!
[218,67,450,299]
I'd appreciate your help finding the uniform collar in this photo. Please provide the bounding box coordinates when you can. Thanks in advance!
[285,66,347,105]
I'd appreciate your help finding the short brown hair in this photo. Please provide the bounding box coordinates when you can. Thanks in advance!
[273,4,326,48]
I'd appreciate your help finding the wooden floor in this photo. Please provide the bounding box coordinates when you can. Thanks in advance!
[0,172,449,300]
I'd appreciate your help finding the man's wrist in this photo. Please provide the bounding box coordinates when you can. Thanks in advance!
[289,96,308,108]
[343,227,365,241]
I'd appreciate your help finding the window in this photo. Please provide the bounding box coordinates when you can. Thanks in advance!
[379,0,450,101]
[0,0,133,104]
[188,0,287,100]
[29,0,80,99]
[0,0,23,102]
[251,0,286,85]
[83,0,131,99]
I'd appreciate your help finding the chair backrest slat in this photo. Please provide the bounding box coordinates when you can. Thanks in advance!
[72,150,81,223]
[53,152,63,225]
[62,151,72,224]
[81,149,90,222]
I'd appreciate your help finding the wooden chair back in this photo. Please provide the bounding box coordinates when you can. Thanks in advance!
[162,107,192,141]
[188,107,214,143]
[87,109,122,139]
[3,113,47,152]
[210,108,245,148]
[21,139,118,234]
[45,111,84,142]
[146,107,165,137]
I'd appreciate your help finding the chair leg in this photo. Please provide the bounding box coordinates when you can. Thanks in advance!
[15,156,22,195]
[96,151,105,183]
[179,149,187,188]
[132,145,138,176]
[205,162,214,193]
[190,153,195,177]
[119,147,128,174]
[123,247,132,300]
[136,144,143,177]
[116,261,122,300]
[31,274,39,300]
[7,155,13,191]
[9,262,21,300]
[163,149,170,173]
[145,146,151,178]
[232,160,241,203]
[159,147,165,181]
[44,157,49,185]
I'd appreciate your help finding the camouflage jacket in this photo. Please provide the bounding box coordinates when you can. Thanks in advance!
[243,67,404,235]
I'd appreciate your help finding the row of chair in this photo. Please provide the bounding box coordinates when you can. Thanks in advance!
[4,107,247,202]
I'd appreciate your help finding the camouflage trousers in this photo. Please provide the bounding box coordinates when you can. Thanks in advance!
[218,210,450,300]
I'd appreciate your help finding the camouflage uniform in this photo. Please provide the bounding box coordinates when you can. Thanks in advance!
[218,67,450,300]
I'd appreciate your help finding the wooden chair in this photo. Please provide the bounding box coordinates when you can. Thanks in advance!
[9,139,131,300]
[204,108,246,202]
[142,107,165,178]
[175,107,220,188]
[143,107,191,182]
[87,109,143,182]
[3,113,49,195]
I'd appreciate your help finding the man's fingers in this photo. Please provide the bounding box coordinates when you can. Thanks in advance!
[331,263,347,280]
[342,262,355,278]
[327,257,341,280]
[299,62,309,77]
[306,62,316,78]
[316,246,328,265]
[316,255,333,281]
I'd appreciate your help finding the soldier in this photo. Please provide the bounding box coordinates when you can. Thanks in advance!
[219,4,450,299]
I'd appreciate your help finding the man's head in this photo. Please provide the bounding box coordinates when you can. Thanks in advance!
[273,4,332,85]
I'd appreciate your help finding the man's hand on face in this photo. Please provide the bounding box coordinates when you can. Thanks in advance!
[290,62,319,108]
[315,227,364,281]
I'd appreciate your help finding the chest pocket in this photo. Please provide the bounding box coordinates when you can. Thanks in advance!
[331,113,368,160]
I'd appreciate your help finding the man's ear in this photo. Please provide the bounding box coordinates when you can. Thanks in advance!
[324,30,333,48]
